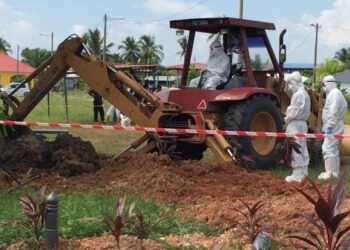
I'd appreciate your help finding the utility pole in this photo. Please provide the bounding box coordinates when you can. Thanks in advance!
[16,45,19,77]
[39,32,54,118]
[103,14,124,62]
[239,0,243,19]
[311,23,319,87]
[103,14,107,61]
[51,32,54,55]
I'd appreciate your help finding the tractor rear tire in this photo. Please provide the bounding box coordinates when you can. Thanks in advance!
[220,95,283,169]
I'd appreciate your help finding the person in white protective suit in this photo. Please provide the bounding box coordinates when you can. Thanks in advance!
[189,40,231,90]
[120,113,132,127]
[318,75,347,180]
[105,105,121,123]
[284,71,311,182]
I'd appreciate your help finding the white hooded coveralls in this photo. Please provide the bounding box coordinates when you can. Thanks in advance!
[322,78,347,159]
[106,105,120,122]
[189,41,231,90]
[284,72,311,182]
[318,75,347,180]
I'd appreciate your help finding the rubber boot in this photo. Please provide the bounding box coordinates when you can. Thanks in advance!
[285,166,307,182]
[318,156,338,181]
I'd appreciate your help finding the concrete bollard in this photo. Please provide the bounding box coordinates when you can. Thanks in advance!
[45,192,59,248]
[252,232,271,250]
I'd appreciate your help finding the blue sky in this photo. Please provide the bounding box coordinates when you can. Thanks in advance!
[0,0,348,65]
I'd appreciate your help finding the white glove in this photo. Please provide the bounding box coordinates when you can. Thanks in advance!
[284,117,291,125]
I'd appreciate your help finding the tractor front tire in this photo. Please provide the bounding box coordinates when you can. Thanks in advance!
[220,95,283,169]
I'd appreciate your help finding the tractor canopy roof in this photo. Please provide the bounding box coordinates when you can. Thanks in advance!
[170,17,275,34]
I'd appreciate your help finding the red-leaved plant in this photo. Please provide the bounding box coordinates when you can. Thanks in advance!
[103,196,135,249]
[18,186,47,244]
[288,172,350,249]
[233,199,266,243]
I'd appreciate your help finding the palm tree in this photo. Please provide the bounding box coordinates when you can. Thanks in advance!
[176,36,187,59]
[139,35,164,65]
[83,28,114,58]
[118,36,140,64]
[21,48,51,67]
[107,53,125,64]
[0,37,12,54]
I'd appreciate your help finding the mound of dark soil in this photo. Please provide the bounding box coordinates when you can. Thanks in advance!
[0,132,100,177]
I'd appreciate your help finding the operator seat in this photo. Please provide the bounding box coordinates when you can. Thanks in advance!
[216,64,247,90]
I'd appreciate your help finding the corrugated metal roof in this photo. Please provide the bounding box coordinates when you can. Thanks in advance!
[0,53,35,72]
[335,70,350,83]
[166,63,205,70]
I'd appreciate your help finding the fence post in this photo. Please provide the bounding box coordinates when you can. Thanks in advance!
[45,192,59,248]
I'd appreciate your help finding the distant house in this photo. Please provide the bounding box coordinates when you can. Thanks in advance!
[335,70,350,93]
[0,53,35,86]
[144,75,180,87]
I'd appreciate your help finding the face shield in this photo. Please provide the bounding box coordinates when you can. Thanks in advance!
[286,71,303,93]
[322,75,336,94]
[209,41,223,56]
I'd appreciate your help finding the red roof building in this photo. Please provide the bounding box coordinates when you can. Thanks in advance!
[166,63,205,70]
[0,53,35,85]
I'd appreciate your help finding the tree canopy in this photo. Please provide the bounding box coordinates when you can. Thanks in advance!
[83,28,114,58]
[139,35,164,65]
[0,37,12,54]
[21,48,51,67]
[118,36,141,64]
[316,58,345,83]
[334,47,350,69]
[176,36,187,59]
[118,35,164,65]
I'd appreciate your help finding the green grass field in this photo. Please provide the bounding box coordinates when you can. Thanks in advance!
[0,189,221,245]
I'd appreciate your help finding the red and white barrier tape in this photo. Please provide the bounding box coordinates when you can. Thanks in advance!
[0,120,348,140]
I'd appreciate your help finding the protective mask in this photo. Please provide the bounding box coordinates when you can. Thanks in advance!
[323,85,331,94]
[209,47,214,56]
[322,86,327,94]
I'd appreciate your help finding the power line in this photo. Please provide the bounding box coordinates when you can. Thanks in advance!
[136,0,209,24]
[287,30,315,58]
[277,24,350,31]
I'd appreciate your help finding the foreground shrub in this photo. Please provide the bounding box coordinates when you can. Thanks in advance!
[289,172,350,249]
[17,186,47,247]
[103,196,135,249]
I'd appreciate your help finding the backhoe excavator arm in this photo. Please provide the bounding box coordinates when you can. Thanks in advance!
[5,35,180,127]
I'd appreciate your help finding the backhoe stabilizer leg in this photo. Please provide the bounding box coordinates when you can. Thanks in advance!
[205,120,235,163]
[112,133,150,160]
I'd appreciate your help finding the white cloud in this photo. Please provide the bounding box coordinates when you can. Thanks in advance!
[317,0,350,47]
[273,0,350,64]
[0,1,40,54]
[70,25,86,36]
